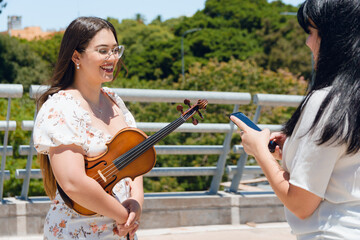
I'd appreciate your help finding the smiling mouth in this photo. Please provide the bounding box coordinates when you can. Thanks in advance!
[101,65,114,73]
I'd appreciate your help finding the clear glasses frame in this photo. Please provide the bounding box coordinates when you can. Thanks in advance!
[95,45,125,60]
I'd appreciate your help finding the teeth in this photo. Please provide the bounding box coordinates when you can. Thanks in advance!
[102,66,113,70]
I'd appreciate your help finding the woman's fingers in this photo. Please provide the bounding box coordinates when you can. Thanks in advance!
[128,221,140,239]
[230,115,251,133]
[115,224,128,237]
[117,220,139,239]
[125,211,136,227]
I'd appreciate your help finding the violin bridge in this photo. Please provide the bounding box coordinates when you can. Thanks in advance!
[98,170,107,182]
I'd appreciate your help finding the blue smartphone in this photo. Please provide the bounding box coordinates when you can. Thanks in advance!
[230,112,278,153]
[230,112,261,131]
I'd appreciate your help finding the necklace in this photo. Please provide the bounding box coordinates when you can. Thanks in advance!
[90,104,102,114]
[86,95,103,115]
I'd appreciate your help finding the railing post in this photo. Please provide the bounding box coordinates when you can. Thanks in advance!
[209,104,239,194]
[229,105,262,192]
[20,108,37,199]
[0,98,11,201]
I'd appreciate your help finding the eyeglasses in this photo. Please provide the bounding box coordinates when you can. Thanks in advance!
[94,45,125,60]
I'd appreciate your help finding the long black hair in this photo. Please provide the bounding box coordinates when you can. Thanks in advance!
[282,0,360,154]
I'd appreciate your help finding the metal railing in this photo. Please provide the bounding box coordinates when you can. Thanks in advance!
[228,93,304,192]
[17,85,252,199]
[0,84,23,201]
[0,84,305,199]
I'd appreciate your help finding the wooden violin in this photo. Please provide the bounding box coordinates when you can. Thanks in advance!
[67,99,208,215]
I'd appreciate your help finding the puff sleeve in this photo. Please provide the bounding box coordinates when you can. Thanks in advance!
[33,92,91,155]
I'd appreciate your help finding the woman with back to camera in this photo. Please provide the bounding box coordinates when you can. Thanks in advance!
[231,0,360,239]
[33,17,143,239]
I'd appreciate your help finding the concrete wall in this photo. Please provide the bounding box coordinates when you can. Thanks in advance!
[0,191,286,237]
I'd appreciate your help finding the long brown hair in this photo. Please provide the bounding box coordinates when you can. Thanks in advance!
[38,17,124,199]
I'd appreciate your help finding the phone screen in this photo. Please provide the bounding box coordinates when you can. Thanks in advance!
[230,112,261,131]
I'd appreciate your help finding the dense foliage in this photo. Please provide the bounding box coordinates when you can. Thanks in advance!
[0,0,311,196]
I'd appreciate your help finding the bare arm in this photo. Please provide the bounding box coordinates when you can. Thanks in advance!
[230,116,322,219]
[49,144,129,224]
[253,148,322,219]
[122,176,144,225]
[118,176,144,239]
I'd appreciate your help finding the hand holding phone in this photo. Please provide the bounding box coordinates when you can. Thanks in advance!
[230,112,278,153]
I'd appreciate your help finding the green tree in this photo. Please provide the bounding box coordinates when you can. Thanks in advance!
[23,32,63,69]
[109,18,177,80]
[0,35,51,90]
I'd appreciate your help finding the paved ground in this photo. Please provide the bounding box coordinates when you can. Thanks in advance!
[0,222,295,240]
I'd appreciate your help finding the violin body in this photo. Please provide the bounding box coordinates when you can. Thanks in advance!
[67,99,207,216]
[72,127,156,216]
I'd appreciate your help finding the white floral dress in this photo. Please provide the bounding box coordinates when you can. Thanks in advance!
[33,87,137,240]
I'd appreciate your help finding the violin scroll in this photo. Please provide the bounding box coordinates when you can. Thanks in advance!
[177,98,208,125]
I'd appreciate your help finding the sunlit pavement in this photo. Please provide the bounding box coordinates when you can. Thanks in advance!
[0,222,295,240]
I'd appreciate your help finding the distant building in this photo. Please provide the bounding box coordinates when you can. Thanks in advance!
[2,15,63,40]
[8,16,22,30]
[9,26,59,40]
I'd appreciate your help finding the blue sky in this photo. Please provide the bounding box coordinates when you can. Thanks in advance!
[0,0,303,32]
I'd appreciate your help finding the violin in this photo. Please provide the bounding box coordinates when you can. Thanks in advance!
[67,99,208,215]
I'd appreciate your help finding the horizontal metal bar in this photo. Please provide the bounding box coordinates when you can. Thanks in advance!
[145,167,218,177]
[232,124,282,132]
[16,167,218,179]
[227,165,263,175]
[16,165,264,179]
[29,85,49,99]
[232,145,244,154]
[29,85,252,104]
[0,121,16,131]
[253,93,304,107]
[257,124,283,132]
[155,145,224,155]
[0,84,23,98]
[16,169,42,179]
[21,120,34,131]
[138,122,231,133]
[22,121,232,133]
[19,145,224,156]
[0,171,11,180]
[0,146,13,156]
[112,88,251,105]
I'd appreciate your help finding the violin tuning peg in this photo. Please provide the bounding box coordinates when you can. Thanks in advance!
[197,110,204,119]
[192,118,199,125]
[184,99,191,108]
[177,105,184,112]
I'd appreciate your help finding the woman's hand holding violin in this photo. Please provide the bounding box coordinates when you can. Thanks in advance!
[115,198,141,239]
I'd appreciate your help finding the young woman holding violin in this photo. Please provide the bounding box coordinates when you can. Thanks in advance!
[231,0,360,239]
[33,17,142,240]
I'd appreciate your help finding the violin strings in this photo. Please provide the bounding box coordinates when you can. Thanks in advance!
[90,115,186,183]
[92,117,184,183]
[90,106,198,184]
[98,117,185,181]
[113,117,185,170]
